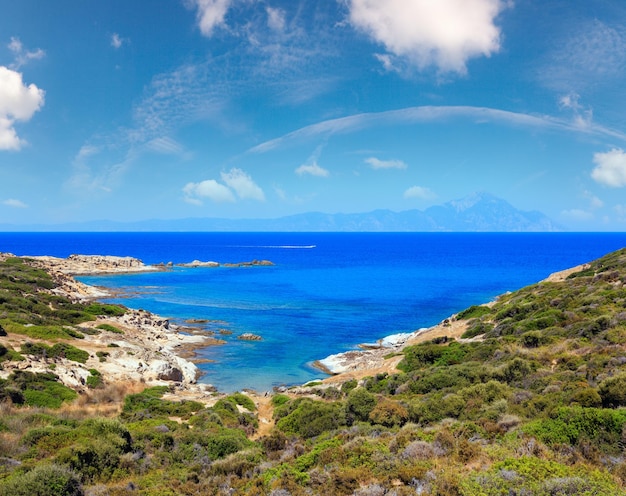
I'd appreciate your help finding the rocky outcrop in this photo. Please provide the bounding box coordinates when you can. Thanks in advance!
[238,333,262,341]
[177,259,274,268]
[177,260,220,268]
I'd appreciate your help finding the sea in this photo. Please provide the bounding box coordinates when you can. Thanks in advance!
[1,232,625,392]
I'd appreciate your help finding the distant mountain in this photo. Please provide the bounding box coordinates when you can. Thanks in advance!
[0,192,563,232]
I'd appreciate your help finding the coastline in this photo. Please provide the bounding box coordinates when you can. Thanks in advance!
[0,253,223,404]
[311,262,589,385]
[0,252,590,401]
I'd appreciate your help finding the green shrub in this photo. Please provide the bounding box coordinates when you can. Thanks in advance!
[368,399,409,427]
[122,386,203,420]
[4,371,78,408]
[340,379,358,393]
[0,463,83,496]
[457,305,493,320]
[345,387,377,423]
[84,303,126,317]
[462,320,494,339]
[96,323,124,334]
[86,369,103,389]
[277,399,346,438]
[229,392,256,411]
[523,406,626,453]
[599,374,626,408]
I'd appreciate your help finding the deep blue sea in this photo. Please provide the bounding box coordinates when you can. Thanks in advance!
[2,232,625,392]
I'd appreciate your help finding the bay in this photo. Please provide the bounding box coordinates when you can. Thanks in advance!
[1,232,625,392]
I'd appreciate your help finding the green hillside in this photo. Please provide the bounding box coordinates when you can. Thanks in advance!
[1,250,626,494]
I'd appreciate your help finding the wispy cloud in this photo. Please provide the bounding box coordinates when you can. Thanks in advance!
[540,20,626,93]
[266,6,286,32]
[366,157,407,170]
[3,199,28,208]
[7,37,45,69]
[346,0,509,74]
[591,148,626,187]
[250,105,626,154]
[0,66,45,151]
[295,161,330,177]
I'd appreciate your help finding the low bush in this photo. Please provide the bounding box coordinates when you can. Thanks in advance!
[345,387,377,423]
[0,463,83,496]
[277,399,346,438]
[96,323,124,334]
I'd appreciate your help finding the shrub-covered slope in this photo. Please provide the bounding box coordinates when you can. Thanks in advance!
[1,250,626,494]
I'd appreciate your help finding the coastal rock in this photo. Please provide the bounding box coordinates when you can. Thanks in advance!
[238,333,262,341]
[177,260,220,268]
[223,260,274,268]
[151,361,184,382]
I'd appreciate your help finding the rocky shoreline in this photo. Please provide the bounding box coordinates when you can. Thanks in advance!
[1,252,589,399]
[0,253,224,403]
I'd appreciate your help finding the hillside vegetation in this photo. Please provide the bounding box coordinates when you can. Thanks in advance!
[1,250,626,494]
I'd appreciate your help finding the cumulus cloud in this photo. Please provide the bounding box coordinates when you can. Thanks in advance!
[404,185,435,200]
[189,0,232,37]
[347,0,507,73]
[591,148,626,187]
[0,67,45,151]
[221,168,265,200]
[3,199,27,208]
[295,161,330,177]
[183,179,235,204]
[183,168,264,205]
[366,157,407,170]
[111,33,124,49]
[8,37,45,69]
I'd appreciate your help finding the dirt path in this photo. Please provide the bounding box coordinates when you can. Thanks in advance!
[252,394,275,440]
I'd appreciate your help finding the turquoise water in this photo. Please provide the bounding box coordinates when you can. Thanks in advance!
[2,232,625,391]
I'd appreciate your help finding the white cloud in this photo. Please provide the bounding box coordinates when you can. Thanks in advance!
[347,0,507,73]
[591,148,626,187]
[221,168,265,201]
[183,168,264,205]
[3,199,27,208]
[250,105,626,154]
[190,0,232,37]
[183,179,235,204]
[295,161,330,177]
[0,66,45,151]
[366,157,407,170]
[266,7,286,32]
[111,33,124,49]
[7,37,45,69]
[404,185,436,200]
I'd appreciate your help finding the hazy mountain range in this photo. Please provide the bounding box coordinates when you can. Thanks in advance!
[1,193,562,232]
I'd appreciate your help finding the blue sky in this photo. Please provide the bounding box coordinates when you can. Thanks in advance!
[2,0,626,230]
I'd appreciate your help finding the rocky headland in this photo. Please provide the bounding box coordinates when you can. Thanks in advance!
[0,253,224,404]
